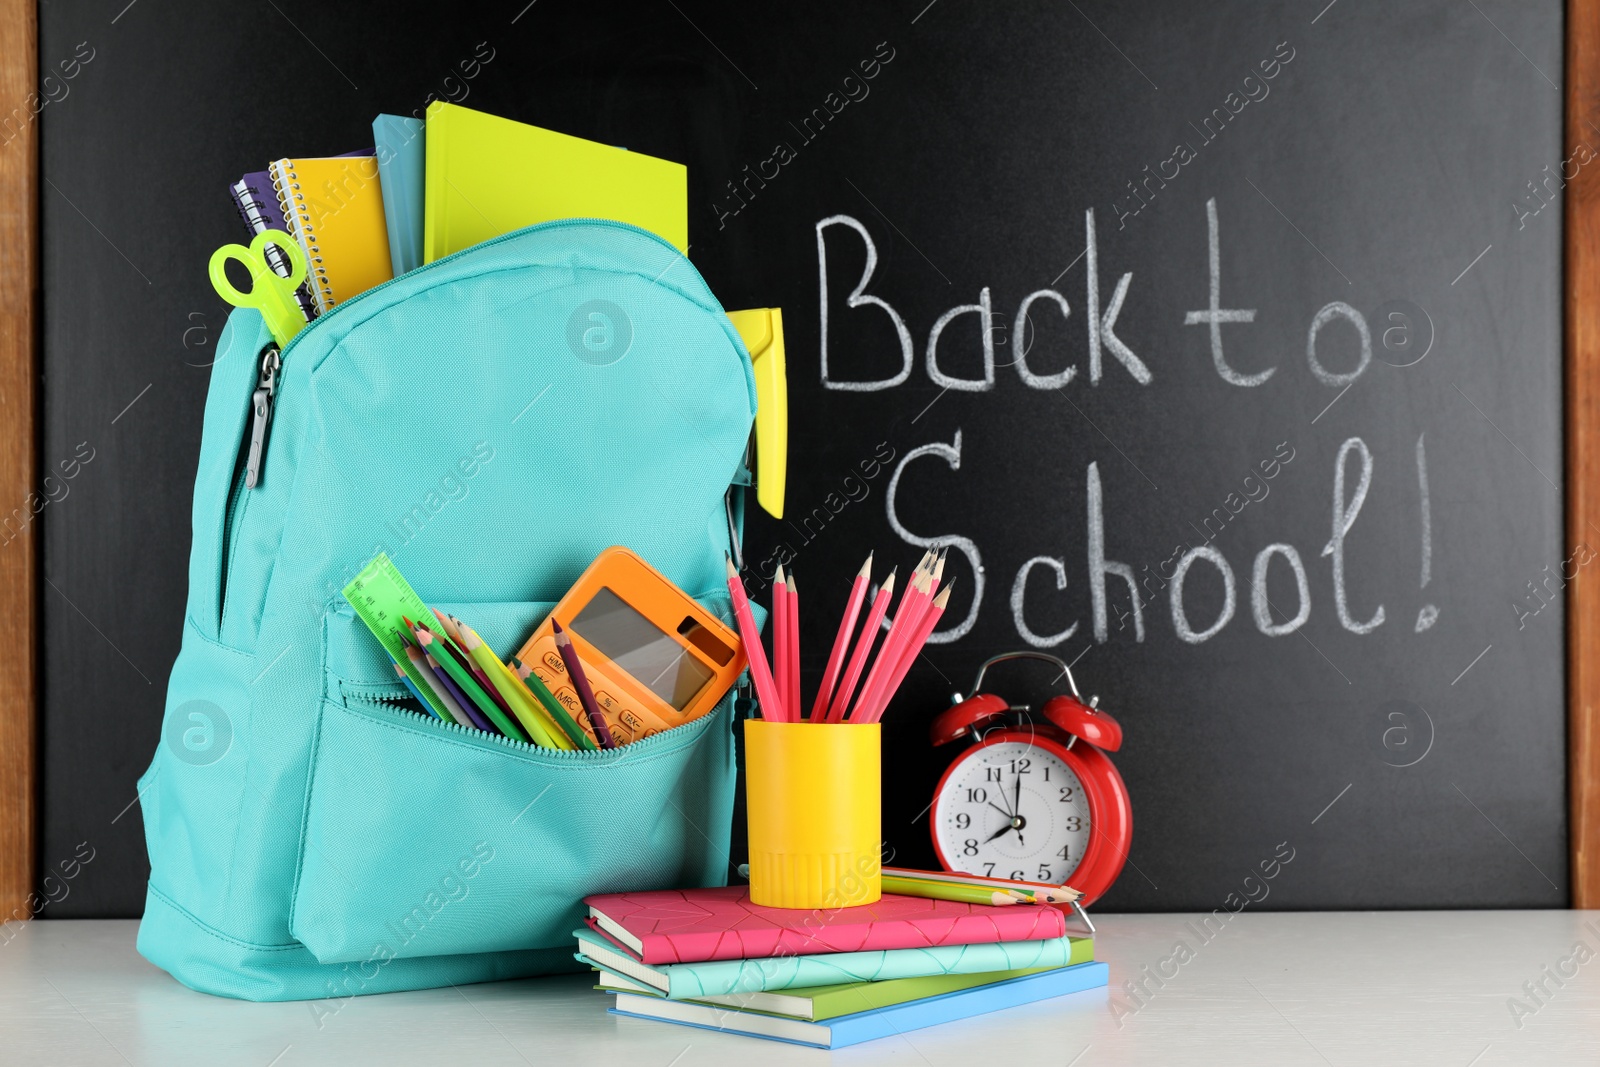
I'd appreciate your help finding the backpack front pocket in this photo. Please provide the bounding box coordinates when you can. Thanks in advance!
[293,596,737,964]
[290,692,736,965]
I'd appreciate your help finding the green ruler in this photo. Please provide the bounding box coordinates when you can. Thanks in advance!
[342,553,449,720]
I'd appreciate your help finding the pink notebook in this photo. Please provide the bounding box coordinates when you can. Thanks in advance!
[582,886,1067,965]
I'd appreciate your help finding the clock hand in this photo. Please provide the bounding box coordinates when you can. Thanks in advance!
[988,802,1013,820]
[1013,774,1022,820]
[985,824,1014,842]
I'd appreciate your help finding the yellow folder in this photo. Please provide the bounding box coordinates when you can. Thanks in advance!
[726,308,787,520]
[422,102,688,262]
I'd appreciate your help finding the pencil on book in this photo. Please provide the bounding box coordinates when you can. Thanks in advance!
[725,554,786,721]
[811,554,872,720]
[553,619,616,748]
[880,875,1024,906]
[825,569,895,722]
[881,865,1082,904]
[509,656,598,751]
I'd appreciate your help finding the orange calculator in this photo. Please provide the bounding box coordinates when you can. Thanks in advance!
[515,547,747,747]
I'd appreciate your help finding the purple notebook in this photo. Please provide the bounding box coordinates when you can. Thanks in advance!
[227,170,318,322]
[226,150,371,324]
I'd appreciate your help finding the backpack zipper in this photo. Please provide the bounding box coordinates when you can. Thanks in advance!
[218,342,280,628]
[243,345,280,489]
[343,685,723,763]
[230,216,749,493]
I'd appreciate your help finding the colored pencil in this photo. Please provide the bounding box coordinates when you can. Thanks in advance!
[772,565,791,722]
[428,649,495,732]
[867,553,943,714]
[725,555,786,721]
[406,642,479,729]
[552,620,616,749]
[392,661,437,716]
[850,567,932,720]
[437,614,540,744]
[453,619,562,749]
[510,656,598,750]
[412,621,528,740]
[433,611,511,708]
[811,554,872,720]
[882,865,1081,904]
[404,643,467,725]
[826,570,896,722]
[784,570,802,720]
[858,583,953,724]
[880,875,1024,906]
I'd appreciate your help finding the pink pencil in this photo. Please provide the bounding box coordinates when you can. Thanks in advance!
[726,555,786,721]
[811,555,873,719]
[772,565,791,722]
[889,553,947,688]
[825,569,896,722]
[872,547,945,699]
[785,571,802,720]
[850,567,932,720]
[859,582,954,724]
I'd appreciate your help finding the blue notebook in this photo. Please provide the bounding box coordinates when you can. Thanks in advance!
[373,114,426,276]
[607,960,1109,1049]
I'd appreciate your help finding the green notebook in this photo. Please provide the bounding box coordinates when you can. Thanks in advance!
[422,102,687,262]
[596,961,1079,1021]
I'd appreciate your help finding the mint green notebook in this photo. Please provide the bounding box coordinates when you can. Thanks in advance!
[575,926,1090,1000]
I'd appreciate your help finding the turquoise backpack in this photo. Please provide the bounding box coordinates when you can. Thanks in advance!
[137,221,756,1002]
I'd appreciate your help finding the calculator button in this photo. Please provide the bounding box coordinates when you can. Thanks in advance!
[595,690,621,712]
[620,709,645,734]
[554,687,583,714]
[542,651,566,675]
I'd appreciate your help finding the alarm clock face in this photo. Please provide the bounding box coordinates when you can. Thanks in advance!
[932,738,1091,884]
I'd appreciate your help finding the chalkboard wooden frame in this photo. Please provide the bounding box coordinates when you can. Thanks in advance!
[1567,0,1600,908]
[0,0,37,922]
[0,4,1595,914]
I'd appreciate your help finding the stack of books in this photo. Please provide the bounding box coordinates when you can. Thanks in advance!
[574,884,1106,1049]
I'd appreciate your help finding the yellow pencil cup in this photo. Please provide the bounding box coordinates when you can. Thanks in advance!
[744,720,881,909]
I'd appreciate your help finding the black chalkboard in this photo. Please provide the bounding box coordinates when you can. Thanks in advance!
[40,0,1565,915]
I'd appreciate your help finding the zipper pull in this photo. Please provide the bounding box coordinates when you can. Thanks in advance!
[244,345,281,489]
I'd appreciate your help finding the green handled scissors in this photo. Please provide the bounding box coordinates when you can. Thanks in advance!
[209,229,309,348]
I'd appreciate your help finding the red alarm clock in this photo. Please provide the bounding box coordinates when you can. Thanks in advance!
[928,652,1131,907]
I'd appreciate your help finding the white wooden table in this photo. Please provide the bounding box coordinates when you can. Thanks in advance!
[4,912,1597,1065]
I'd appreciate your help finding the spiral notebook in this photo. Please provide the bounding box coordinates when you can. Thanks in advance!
[227,171,319,323]
[269,154,393,313]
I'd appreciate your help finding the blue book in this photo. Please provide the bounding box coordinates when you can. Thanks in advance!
[373,114,426,276]
[607,961,1109,1049]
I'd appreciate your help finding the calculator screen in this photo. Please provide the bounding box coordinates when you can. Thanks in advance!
[570,587,715,711]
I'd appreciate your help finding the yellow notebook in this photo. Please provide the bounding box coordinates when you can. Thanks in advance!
[422,102,688,263]
[269,155,393,313]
